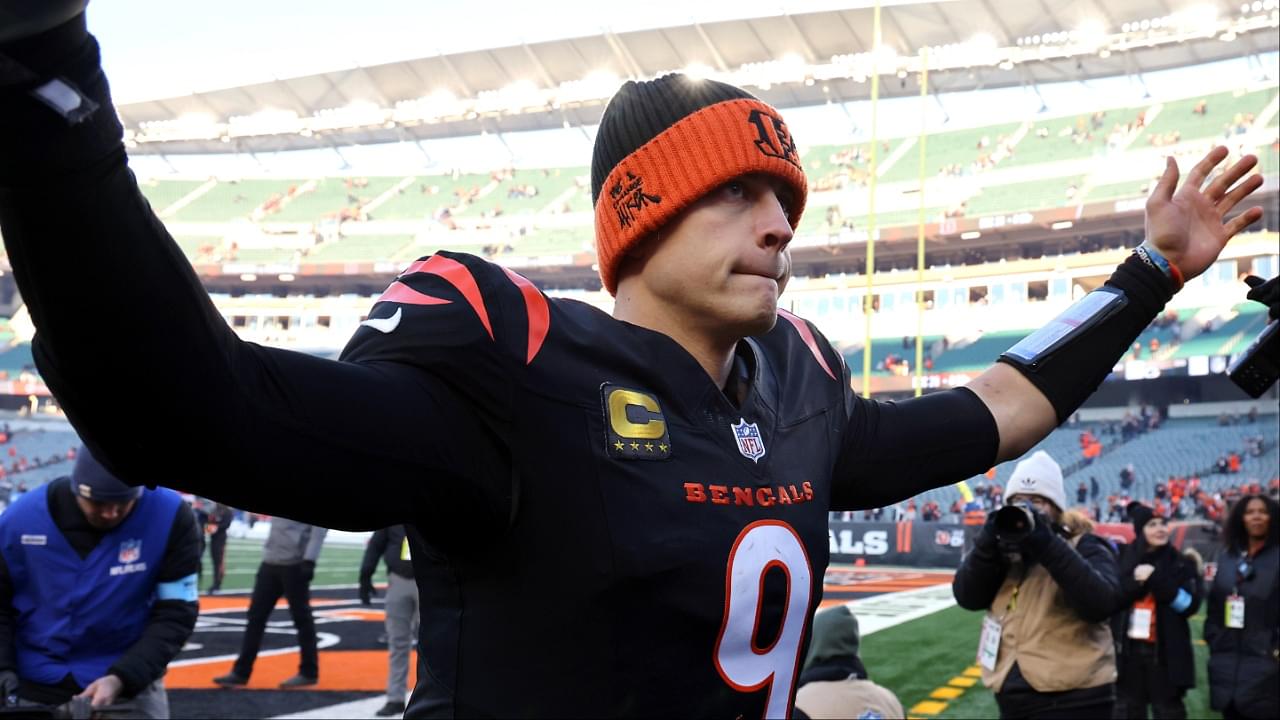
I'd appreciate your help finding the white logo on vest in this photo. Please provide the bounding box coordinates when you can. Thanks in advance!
[111,539,147,576]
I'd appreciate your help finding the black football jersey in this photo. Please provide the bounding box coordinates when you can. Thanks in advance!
[343,252,850,718]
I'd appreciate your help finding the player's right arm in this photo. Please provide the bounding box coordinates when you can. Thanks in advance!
[0,14,516,533]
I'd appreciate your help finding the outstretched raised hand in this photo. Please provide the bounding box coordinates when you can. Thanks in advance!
[1144,146,1264,282]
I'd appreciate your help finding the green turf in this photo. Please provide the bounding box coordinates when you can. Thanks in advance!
[201,537,386,593]
[859,603,1219,719]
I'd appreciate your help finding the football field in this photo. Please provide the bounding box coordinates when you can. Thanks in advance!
[200,537,385,594]
[860,604,1217,719]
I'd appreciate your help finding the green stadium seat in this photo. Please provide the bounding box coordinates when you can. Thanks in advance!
[137,179,205,214]
[172,179,306,222]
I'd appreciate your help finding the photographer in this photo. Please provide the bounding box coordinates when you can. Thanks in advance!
[953,451,1122,719]
[1112,502,1202,719]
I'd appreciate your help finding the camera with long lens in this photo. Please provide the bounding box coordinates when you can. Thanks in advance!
[993,502,1036,543]
[1229,275,1280,398]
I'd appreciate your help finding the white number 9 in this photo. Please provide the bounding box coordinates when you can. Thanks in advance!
[714,520,813,719]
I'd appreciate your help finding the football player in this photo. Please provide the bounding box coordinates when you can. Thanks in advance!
[0,4,1264,717]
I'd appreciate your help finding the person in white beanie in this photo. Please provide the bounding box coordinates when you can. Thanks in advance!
[952,450,1122,719]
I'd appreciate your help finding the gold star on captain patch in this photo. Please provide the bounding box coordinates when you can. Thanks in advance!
[613,441,624,451]
[644,442,654,452]
[630,441,640,451]
[659,443,669,452]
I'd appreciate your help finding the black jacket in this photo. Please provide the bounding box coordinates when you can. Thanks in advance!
[1204,542,1279,718]
[361,525,415,582]
[1111,542,1202,690]
[953,529,1121,624]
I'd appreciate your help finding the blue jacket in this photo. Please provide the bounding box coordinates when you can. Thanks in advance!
[0,483,183,686]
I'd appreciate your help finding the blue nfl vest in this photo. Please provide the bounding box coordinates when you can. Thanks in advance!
[0,483,182,687]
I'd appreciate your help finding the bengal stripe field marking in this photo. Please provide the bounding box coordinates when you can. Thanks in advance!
[906,664,984,718]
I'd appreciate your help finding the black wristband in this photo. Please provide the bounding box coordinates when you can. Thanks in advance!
[998,252,1174,423]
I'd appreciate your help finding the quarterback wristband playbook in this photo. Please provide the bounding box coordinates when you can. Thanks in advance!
[998,250,1176,423]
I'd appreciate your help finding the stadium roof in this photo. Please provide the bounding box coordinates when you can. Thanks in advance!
[119,0,1279,153]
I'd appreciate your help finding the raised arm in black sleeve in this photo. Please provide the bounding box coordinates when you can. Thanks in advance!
[1037,533,1122,623]
[832,386,1000,510]
[0,15,512,533]
[106,501,200,696]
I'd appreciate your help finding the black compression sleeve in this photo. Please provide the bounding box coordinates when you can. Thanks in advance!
[998,252,1174,423]
[0,20,513,533]
[832,386,1000,510]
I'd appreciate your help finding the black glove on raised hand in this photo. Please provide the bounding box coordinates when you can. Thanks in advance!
[359,579,376,606]
[1244,275,1280,321]
[0,0,87,44]
[0,669,19,705]
[300,560,316,584]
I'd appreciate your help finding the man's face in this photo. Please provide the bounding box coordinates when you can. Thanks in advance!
[75,495,137,530]
[621,173,795,341]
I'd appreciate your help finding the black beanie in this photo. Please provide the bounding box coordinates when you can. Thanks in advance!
[71,445,141,502]
[589,73,808,294]
[1127,501,1155,537]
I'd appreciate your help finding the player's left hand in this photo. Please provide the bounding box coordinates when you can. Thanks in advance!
[1145,146,1264,282]
[76,673,123,708]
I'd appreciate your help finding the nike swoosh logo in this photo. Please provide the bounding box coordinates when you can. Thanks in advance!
[360,307,402,334]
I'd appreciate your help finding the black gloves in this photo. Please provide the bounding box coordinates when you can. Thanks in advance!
[300,560,316,584]
[359,578,376,606]
[1244,275,1279,321]
[0,669,19,705]
[974,512,1001,553]
[1018,509,1055,561]
[0,0,87,44]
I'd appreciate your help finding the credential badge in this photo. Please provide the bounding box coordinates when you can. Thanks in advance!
[118,539,142,564]
[730,418,766,463]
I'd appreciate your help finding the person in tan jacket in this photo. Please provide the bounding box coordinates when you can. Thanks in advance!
[794,605,904,719]
[952,450,1122,719]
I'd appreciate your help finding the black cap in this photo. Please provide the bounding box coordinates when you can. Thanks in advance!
[71,446,141,502]
[1127,501,1156,537]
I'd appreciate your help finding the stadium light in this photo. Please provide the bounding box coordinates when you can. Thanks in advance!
[239,273,258,282]
[278,273,296,282]
[960,231,982,240]
[1051,220,1074,230]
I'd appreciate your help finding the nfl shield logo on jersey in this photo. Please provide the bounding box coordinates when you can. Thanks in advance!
[118,539,142,564]
[730,418,766,463]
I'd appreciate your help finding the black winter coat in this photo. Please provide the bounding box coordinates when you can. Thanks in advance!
[1204,543,1279,719]
[1111,542,1202,690]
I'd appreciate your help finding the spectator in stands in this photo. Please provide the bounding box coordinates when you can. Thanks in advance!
[1121,464,1136,491]
[1112,502,1202,719]
[1077,481,1088,505]
[794,605,904,719]
[1204,494,1279,720]
[213,519,327,689]
[952,451,1121,719]
[359,526,419,717]
[0,448,198,718]
[1091,476,1101,502]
